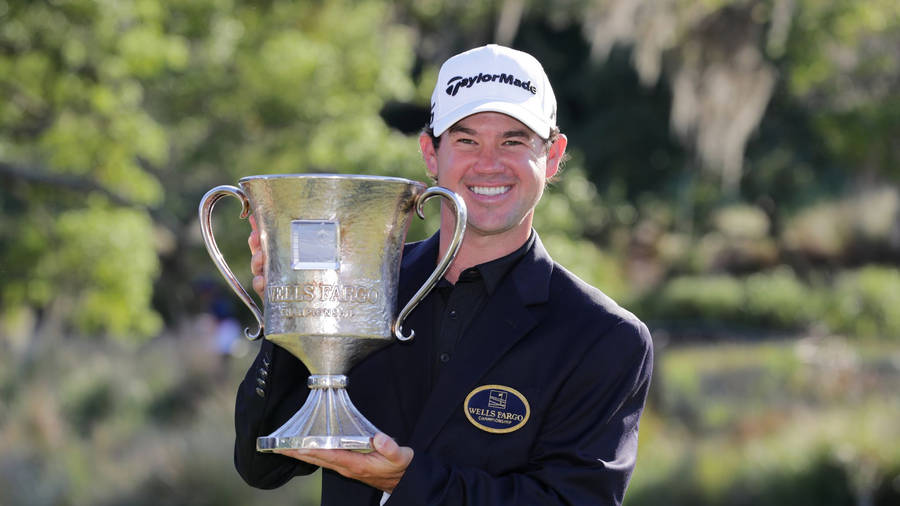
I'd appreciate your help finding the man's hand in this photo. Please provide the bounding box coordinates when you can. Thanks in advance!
[248,215,266,298]
[276,433,414,493]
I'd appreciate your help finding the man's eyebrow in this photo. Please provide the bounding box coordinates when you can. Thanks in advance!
[502,129,531,139]
[447,125,477,136]
[447,125,532,139]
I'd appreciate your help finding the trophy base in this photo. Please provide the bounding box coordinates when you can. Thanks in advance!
[256,374,379,453]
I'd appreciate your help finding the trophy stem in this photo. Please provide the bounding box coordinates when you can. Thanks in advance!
[256,375,379,452]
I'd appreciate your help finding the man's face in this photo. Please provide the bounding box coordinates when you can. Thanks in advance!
[420,112,566,242]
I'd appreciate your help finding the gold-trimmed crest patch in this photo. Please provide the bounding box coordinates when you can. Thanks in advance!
[463,384,530,434]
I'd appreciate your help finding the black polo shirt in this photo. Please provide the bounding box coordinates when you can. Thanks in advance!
[428,232,536,389]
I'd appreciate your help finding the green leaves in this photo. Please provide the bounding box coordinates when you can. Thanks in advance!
[47,203,162,338]
[1,0,420,341]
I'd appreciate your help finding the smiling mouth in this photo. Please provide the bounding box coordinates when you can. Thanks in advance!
[469,185,511,196]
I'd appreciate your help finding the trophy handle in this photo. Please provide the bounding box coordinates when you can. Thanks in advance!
[393,186,467,341]
[199,185,264,340]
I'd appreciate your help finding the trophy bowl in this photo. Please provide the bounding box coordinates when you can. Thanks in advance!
[199,174,465,451]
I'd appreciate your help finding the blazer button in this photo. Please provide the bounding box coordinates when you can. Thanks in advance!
[255,386,265,398]
[256,377,266,388]
[259,367,268,379]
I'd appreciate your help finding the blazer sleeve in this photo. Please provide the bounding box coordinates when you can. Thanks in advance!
[233,339,319,488]
[386,319,654,506]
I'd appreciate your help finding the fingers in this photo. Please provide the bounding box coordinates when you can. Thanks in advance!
[275,449,372,482]
[273,435,413,493]
[281,449,355,470]
[248,215,266,298]
[373,433,414,466]
[252,273,266,299]
[250,250,265,276]
[250,248,265,298]
[275,435,412,467]
[248,227,261,257]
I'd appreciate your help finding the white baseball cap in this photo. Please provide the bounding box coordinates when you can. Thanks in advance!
[429,44,557,139]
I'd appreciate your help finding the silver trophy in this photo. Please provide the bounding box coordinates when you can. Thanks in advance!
[199,174,466,451]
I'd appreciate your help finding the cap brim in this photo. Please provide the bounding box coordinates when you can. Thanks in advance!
[432,99,551,139]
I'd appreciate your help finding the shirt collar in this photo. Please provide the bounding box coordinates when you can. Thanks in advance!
[455,230,536,294]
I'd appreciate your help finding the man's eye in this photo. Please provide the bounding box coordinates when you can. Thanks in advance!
[457,138,476,145]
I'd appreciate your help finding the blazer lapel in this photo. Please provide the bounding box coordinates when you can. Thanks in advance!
[386,234,440,437]
[408,233,555,450]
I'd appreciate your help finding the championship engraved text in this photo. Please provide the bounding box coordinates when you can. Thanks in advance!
[267,283,380,319]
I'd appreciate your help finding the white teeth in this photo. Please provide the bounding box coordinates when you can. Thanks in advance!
[470,186,510,196]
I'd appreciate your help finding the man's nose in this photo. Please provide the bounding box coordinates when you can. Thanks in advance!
[473,145,504,172]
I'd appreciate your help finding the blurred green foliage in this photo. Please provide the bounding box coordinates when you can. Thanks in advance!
[2,1,900,504]
[642,265,900,340]
[1,0,424,340]
[630,339,900,506]
[0,329,320,505]
[827,266,900,339]
[3,0,900,341]
[645,268,819,330]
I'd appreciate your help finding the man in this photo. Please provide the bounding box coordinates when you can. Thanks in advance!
[235,44,653,505]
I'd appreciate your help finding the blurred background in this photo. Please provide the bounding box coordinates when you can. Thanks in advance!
[1,0,899,504]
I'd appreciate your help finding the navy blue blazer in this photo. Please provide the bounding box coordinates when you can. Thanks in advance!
[234,232,653,505]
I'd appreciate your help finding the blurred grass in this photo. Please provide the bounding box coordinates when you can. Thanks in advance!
[0,318,320,506]
[628,338,900,506]
[642,266,900,340]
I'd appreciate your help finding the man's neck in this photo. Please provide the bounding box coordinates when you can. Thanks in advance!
[438,219,531,284]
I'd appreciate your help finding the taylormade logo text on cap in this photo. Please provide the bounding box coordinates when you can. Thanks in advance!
[429,44,557,139]
[445,73,538,97]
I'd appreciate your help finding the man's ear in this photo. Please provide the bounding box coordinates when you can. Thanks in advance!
[545,133,567,179]
[419,133,439,179]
